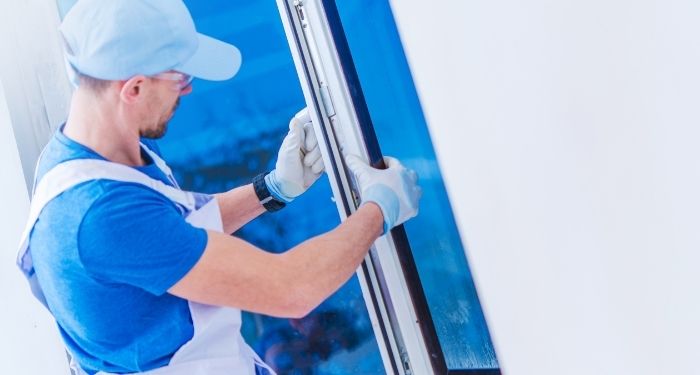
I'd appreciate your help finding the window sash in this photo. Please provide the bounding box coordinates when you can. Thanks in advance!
[276,0,450,373]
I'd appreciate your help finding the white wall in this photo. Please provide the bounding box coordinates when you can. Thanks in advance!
[0,79,70,373]
[390,0,700,374]
[0,0,72,190]
[0,0,72,373]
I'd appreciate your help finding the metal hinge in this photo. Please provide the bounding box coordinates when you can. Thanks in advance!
[319,84,336,117]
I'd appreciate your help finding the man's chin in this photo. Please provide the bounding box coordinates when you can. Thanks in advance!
[142,99,178,139]
[140,123,168,139]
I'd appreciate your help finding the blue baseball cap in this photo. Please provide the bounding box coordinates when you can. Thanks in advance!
[59,0,241,81]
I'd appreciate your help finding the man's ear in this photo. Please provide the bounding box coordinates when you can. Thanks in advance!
[119,75,148,104]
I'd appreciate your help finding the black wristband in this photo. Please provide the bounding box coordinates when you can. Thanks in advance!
[252,172,286,212]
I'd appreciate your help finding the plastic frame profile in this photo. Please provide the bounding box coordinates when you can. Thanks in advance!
[275,0,466,374]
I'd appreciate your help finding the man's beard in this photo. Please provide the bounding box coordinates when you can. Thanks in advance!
[141,98,180,139]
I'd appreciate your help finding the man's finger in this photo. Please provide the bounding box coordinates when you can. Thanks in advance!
[293,107,311,128]
[303,146,322,167]
[303,122,318,152]
[344,154,367,174]
[311,157,325,174]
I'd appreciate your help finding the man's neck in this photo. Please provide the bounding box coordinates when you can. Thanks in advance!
[63,88,146,167]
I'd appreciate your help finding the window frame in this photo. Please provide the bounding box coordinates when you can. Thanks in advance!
[276,1,500,373]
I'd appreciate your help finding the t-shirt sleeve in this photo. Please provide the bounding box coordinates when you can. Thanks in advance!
[78,183,208,295]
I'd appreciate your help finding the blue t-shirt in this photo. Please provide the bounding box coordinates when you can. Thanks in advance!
[29,128,208,374]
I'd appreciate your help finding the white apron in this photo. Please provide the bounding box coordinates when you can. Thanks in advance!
[16,144,275,375]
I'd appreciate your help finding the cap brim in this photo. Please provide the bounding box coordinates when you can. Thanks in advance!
[175,33,242,81]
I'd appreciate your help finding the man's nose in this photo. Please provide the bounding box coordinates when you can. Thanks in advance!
[180,84,193,96]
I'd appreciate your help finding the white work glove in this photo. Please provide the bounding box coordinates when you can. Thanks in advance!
[345,155,422,235]
[265,108,325,203]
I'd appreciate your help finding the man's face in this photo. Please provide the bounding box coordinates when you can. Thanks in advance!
[140,75,192,139]
[141,96,180,139]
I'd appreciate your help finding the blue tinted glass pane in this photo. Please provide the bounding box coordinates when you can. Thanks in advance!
[335,0,499,370]
[153,1,385,374]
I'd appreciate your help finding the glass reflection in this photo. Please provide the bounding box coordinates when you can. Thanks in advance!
[335,0,499,370]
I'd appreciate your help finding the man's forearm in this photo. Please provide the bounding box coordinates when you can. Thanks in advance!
[279,203,384,315]
[215,184,265,234]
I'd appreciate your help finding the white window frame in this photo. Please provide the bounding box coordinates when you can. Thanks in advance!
[275,1,450,373]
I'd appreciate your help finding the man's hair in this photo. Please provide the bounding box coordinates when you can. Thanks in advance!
[78,73,112,93]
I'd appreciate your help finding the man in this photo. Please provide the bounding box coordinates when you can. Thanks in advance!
[17,0,421,374]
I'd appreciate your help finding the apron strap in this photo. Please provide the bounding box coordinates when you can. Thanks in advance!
[27,158,195,236]
[140,142,180,189]
[16,158,198,305]
[30,144,51,196]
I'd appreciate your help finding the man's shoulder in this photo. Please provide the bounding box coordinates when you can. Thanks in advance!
[40,179,179,231]
[36,131,173,208]
[35,128,103,184]
[80,180,181,218]
[71,180,189,261]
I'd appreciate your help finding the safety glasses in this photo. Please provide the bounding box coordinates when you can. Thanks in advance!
[151,71,193,91]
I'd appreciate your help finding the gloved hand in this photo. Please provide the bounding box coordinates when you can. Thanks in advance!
[345,155,422,235]
[265,108,325,203]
